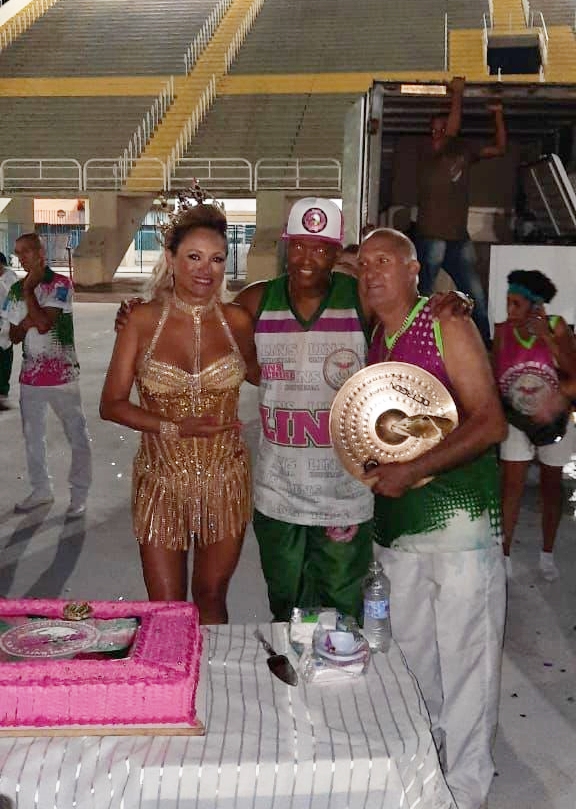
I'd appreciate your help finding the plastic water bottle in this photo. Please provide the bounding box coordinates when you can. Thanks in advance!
[361,560,391,653]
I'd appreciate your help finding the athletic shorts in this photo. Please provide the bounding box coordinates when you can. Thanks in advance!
[500,421,574,467]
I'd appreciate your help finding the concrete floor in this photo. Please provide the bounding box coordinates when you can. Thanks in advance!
[0,300,575,808]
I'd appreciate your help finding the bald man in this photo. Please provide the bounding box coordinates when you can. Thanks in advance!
[357,228,507,809]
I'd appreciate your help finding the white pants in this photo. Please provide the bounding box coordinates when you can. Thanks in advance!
[375,543,506,809]
[500,421,574,466]
[20,382,92,501]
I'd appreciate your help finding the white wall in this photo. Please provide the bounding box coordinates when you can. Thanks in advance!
[0,0,35,26]
[489,245,576,332]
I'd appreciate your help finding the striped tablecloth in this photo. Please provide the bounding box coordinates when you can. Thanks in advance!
[0,623,454,809]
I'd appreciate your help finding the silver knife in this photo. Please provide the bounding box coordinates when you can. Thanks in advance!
[254,629,298,686]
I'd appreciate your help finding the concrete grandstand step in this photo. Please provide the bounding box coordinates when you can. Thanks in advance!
[544,26,576,81]
[530,0,576,25]
[492,0,527,29]
[449,29,487,77]
[447,0,491,27]
[0,0,223,77]
[183,93,358,164]
[225,0,471,75]
[0,97,155,163]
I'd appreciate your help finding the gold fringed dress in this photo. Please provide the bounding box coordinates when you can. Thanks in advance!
[132,301,251,550]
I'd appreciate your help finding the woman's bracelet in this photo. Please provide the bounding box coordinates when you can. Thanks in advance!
[159,420,180,439]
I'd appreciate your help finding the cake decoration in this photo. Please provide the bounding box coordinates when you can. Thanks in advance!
[62,601,93,621]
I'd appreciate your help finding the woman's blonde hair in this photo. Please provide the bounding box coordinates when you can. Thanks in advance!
[148,203,228,300]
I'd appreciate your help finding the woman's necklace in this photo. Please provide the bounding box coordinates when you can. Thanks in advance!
[171,292,219,408]
[381,297,426,361]
[172,291,217,318]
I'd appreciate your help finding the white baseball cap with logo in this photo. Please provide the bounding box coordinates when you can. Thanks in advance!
[282,198,343,245]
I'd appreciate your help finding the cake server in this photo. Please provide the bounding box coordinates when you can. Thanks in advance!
[254,629,298,686]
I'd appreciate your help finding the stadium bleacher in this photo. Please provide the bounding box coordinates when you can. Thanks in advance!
[187,93,359,164]
[0,0,220,76]
[0,96,155,163]
[530,0,576,26]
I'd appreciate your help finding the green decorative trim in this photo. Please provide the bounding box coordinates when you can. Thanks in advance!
[384,296,428,349]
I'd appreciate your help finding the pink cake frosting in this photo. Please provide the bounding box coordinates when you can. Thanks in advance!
[0,599,202,728]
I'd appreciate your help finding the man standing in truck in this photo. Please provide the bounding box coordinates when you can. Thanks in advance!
[413,76,507,345]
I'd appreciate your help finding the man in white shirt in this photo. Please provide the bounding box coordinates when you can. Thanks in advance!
[3,234,92,516]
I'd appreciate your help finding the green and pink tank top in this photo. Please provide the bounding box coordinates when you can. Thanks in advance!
[369,298,502,552]
[494,317,560,419]
[253,272,374,526]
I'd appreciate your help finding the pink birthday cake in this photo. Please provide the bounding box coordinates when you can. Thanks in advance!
[0,599,203,731]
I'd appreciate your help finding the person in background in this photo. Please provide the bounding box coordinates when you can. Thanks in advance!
[413,76,507,345]
[100,203,259,624]
[3,233,92,517]
[493,269,576,581]
[0,252,17,410]
[333,243,359,277]
[358,227,507,809]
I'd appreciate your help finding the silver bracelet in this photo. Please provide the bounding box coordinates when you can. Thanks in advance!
[159,420,180,439]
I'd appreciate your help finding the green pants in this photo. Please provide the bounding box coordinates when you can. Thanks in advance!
[253,510,373,622]
[0,346,13,397]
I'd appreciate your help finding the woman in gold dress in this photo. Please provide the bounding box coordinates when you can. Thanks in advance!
[100,204,259,623]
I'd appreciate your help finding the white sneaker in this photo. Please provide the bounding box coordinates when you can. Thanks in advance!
[14,491,54,513]
[539,551,559,582]
[504,556,513,579]
[66,501,86,519]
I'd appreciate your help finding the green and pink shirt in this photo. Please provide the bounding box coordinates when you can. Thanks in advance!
[2,268,80,386]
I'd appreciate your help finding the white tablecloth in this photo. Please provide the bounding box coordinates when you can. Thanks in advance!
[0,623,454,809]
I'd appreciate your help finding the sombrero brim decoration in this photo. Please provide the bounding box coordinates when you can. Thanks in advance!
[329,362,458,485]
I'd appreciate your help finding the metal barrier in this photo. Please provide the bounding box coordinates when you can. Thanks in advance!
[482,12,490,71]
[184,0,233,74]
[170,157,252,192]
[119,78,175,183]
[254,158,342,191]
[522,0,531,26]
[0,156,341,193]
[1,158,82,192]
[536,11,548,66]
[224,0,266,71]
[84,157,167,191]
[168,75,217,171]
[83,158,123,191]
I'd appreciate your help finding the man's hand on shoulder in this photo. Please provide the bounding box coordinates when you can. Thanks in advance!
[115,297,144,332]
[429,290,474,321]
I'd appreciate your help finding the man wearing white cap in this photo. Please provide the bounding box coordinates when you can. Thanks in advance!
[236,198,374,621]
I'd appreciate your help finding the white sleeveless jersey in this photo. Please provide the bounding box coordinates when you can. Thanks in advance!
[253,273,374,525]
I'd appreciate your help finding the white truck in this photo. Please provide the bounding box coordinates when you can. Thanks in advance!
[343,80,576,327]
